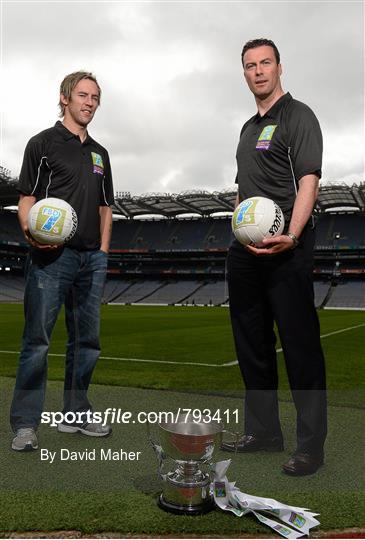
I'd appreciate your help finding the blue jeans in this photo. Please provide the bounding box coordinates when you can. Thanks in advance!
[10,248,108,431]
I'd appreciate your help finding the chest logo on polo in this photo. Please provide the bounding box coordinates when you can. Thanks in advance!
[256,125,277,150]
[91,152,104,175]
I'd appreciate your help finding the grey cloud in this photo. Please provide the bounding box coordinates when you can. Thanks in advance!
[3,1,363,195]
[3,2,120,59]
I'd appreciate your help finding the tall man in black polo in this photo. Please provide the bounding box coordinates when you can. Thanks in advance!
[10,71,114,451]
[221,39,327,476]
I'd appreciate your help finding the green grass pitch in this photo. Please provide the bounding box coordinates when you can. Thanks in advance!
[0,304,364,404]
[0,304,364,536]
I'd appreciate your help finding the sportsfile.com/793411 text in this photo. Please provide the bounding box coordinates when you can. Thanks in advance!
[41,407,240,427]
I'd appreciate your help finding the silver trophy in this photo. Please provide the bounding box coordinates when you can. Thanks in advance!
[149,412,224,515]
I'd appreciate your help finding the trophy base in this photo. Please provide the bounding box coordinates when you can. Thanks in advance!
[158,494,215,515]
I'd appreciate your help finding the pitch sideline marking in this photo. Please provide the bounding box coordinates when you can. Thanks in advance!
[0,349,219,368]
[222,322,365,366]
[0,322,364,369]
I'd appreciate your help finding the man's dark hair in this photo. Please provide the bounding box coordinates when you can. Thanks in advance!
[241,38,280,66]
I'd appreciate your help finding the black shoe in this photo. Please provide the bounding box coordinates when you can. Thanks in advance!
[282,452,324,476]
[221,434,284,453]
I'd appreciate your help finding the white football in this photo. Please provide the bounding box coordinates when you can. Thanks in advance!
[232,196,284,246]
[27,197,78,245]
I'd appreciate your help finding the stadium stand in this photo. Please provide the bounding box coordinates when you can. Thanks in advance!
[134,280,203,305]
[315,213,365,250]
[183,281,229,306]
[325,281,365,309]
[102,279,137,304]
[0,275,25,302]
[110,217,232,251]
[0,210,23,243]
[0,169,364,309]
[109,280,164,304]
[313,282,331,308]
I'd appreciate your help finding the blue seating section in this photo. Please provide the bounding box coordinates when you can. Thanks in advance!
[0,210,364,308]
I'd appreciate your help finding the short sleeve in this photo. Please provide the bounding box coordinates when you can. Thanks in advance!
[101,150,114,206]
[235,120,251,185]
[287,103,323,181]
[16,137,46,196]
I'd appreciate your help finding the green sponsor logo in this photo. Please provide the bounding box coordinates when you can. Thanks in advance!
[234,198,259,227]
[258,125,277,141]
[36,205,66,236]
[274,525,292,536]
[290,512,306,528]
[214,481,226,498]
[91,152,104,167]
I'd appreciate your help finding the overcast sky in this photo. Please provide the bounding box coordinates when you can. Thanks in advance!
[1,1,364,196]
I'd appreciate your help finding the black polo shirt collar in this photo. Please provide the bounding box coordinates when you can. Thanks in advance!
[254,92,292,121]
[54,120,92,145]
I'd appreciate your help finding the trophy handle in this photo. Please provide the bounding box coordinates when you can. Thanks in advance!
[146,420,167,480]
[146,419,159,451]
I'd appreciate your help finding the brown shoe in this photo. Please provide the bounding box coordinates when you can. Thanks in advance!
[282,453,324,476]
[221,434,284,453]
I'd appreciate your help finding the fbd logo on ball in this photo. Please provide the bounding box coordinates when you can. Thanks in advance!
[36,205,66,236]
[235,199,258,226]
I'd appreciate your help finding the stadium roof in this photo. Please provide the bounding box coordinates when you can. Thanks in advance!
[316,182,365,212]
[0,167,18,207]
[113,189,236,218]
[1,167,364,217]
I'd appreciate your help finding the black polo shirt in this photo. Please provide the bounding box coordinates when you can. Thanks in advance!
[235,92,322,225]
[17,121,114,250]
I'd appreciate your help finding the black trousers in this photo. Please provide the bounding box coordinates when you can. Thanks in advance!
[227,227,327,455]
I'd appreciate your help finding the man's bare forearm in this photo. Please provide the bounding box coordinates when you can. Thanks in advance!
[18,194,36,237]
[99,206,113,253]
[288,174,319,239]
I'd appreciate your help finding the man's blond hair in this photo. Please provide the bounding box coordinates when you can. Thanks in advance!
[58,71,101,117]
